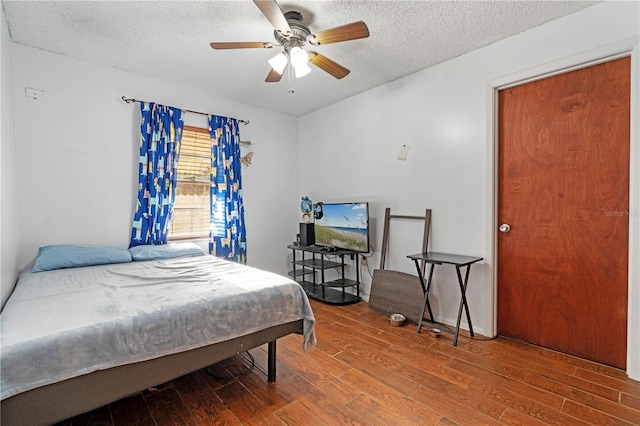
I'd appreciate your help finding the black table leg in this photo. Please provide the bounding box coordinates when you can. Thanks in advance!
[453,265,474,346]
[424,263,436,322]
[415,261,436,333]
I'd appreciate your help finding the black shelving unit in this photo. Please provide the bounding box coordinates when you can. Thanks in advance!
[287,244,361,305]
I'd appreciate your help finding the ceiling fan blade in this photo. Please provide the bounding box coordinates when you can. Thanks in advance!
[308,52,350,79]
[265,68,283,83]
[307,21,369,45]
[253,0,291,37]
[210,42,273,50]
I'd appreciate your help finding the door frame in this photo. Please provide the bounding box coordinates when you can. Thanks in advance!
[484,36,640,379]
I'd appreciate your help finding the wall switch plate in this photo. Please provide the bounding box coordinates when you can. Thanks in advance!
[25,87,46,100]
[397,144,409,161]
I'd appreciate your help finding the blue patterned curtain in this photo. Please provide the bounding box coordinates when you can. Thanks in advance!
[130,102,184,247]
[208,115,246,263]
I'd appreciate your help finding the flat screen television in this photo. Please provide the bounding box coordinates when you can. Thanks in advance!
[313,202,370,253]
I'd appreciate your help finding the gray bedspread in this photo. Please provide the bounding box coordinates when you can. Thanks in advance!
[0,255,316,400]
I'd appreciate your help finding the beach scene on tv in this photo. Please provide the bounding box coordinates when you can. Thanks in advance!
[314,202,369,252]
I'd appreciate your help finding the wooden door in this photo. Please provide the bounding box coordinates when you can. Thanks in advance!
[497,57,630,369]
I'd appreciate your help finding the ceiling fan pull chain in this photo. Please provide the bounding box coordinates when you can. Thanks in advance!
[288,64,295,93]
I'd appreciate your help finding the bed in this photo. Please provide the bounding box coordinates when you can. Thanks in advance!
[0,244,316,425]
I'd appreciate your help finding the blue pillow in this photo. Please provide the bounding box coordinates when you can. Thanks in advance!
[128,242,206,261]
[32,245,132,272]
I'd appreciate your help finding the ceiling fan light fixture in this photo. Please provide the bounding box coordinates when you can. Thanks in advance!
[294,61,312,78]
[268,52,288,74]
[290,46,311,78]
[289,47,308,68]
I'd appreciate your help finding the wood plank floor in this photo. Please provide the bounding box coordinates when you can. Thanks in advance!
[59,300,640,425]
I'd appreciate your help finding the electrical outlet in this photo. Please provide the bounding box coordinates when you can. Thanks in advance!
[25,87,46,100]
[361,257,368,267]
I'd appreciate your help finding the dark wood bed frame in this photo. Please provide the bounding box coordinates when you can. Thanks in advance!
[1,320,303,426]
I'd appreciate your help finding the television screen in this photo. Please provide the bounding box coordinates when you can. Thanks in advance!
[314,202,370,252]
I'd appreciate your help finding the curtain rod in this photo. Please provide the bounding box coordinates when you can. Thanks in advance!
[121,96,249,125]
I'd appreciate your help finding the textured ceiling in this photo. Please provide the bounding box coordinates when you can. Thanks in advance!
[3,0,597,116]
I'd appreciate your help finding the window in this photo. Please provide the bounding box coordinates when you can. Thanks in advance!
[169,126,211,240]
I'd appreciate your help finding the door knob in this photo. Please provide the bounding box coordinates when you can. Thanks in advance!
[499,224,511,233]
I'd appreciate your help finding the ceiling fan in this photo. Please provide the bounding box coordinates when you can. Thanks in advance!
[210,0,370,84]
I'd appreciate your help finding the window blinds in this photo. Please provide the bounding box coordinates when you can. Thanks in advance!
[170,127,211,239]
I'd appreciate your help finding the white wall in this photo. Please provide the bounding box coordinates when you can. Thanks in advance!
[10,44,300,276]
[1,6,21,309]
[300,1,640,379]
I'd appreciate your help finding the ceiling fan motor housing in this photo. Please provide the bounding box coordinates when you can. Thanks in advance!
[274,11,311,48]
